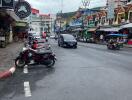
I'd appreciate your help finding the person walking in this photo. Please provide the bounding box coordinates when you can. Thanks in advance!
[100,34,104,43]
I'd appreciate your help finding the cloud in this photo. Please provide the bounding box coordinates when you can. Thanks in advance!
[25,0,107,14]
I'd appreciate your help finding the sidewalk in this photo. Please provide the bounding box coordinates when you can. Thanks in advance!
[78,41,132,48]
[0,42,23,79]
[78,41,132,50]
[124,44,132,48]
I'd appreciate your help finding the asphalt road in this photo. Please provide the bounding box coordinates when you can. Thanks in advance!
[0,40,132,100]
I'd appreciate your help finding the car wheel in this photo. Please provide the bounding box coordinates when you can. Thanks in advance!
[74,45,77,49]
[58,43,60,47]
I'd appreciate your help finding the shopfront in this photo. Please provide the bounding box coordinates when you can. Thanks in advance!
[121,23,132,45]
[115,6,125,25]
[127,4,132,23]
[0,10,18,47]
[13,21,28,41]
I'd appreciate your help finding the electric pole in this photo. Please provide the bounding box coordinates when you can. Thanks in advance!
[82,0,90,29]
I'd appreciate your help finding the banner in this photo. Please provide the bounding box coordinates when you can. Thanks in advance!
[107,0,115,19]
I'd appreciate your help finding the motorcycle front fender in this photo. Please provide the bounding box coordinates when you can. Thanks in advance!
[49,54,57,60]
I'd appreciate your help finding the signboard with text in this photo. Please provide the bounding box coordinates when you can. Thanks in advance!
[0,0,14,8]
[69,19,82,27]
[14,1,31,19]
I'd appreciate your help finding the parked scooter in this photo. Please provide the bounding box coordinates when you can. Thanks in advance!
[15,46,56,68]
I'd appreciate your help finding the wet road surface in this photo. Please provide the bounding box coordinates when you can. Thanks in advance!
[0,40,132,100]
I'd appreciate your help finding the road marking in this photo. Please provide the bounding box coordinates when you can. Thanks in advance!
[23,65,28,74]
[107,52,120,56]
[24,81,32,97]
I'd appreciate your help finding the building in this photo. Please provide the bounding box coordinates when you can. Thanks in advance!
[27,8,53,35]
[39,14,52,34]
[55,12,76,33]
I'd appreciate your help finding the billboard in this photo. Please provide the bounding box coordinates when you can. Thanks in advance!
[69,19,82,27]
[107,0,115,19]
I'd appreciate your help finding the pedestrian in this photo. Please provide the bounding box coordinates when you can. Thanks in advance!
[100,34,104,43]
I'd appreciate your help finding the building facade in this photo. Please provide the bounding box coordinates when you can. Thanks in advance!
[27,8,53,35]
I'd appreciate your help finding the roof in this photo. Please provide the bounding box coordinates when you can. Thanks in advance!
[99,27,121,32]
[6,10,20,21]
[31,8,39,14]
[57,12,76,19]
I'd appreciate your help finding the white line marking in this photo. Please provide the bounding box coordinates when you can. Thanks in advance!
[24,81,32,97]
[107,52,119,56]
[23,65,28,74]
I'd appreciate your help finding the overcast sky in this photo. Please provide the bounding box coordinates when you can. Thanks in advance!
[25,0,107,14]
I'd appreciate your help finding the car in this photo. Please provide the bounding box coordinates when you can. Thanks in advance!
[58,34,77,48]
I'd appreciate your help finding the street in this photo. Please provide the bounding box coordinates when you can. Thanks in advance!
[0,40,132,100]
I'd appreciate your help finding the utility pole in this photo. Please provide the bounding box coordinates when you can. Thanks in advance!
[59,0,63,34]
[82,0,90,29]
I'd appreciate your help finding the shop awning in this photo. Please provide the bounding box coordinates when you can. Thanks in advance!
[120,23,132,28]
[15,21,27,27]
[99,27,121,32]
[6,10,20,21]
[73,28,83,31]
[88,28,97,32]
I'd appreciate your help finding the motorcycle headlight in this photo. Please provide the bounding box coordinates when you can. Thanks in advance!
[22,47,27,51]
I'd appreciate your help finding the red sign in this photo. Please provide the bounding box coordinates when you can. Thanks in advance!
[31,8,39,14]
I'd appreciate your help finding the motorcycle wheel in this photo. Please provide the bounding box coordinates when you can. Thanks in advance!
[15,58,26,68]
[47,59,55,67]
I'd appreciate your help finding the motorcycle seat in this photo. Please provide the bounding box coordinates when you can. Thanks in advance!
[35,49,52,55]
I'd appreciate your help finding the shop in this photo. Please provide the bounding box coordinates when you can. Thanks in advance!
[13,21,28,41]
[97,27,121,42]
[0,10,19,47]
[120,23,132,45]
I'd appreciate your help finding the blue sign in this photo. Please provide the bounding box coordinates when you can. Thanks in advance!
[69,19,82,27]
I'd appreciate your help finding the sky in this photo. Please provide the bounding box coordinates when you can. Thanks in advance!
[25,0,107,14]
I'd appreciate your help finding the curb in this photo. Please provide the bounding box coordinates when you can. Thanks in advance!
[124,45,132,48]
[0,66,16,79]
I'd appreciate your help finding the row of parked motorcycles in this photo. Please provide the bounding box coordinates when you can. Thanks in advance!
[15,38,56,68]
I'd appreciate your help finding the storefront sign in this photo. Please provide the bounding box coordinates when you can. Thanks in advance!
[69,19,82,27]
[14,1,31,19]
[1,0,14,8]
